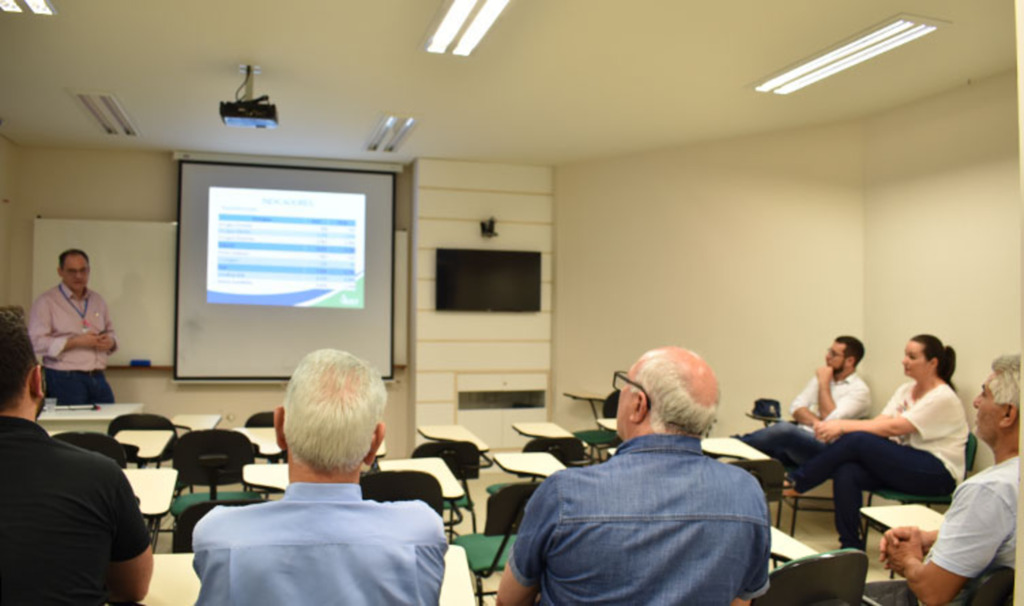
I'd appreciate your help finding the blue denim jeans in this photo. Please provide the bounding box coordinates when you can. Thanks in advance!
[737,421,827,467]
[44,368,115,405]
[790,432,956,549]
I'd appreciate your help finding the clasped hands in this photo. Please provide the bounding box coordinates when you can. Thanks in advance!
[73,332,115,353]
[879,526,928,576]
[813,419,845,443]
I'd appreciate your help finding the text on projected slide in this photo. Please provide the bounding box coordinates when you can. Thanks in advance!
[207,187,366,308]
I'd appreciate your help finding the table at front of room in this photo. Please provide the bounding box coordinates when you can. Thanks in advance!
[145,545,476,605]
[37,402,143,434]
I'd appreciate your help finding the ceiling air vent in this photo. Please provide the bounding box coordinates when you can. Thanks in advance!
[70,91,139,136]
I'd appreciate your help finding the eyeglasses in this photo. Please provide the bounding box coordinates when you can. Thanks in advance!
[612,371,654,411]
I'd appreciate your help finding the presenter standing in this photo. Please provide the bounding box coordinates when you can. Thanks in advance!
[28,249,117,405]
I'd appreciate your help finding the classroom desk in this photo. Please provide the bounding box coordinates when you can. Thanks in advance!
[564,390,608,421]
[124,468,178,518]
[145,546,475,605]
[37,402,143,434]
[234,427,281,457]
[604,437,768,461]
[700,437,770,461]
[860,504,945,534]
[512,422,574,439]
[597,418,617,431]
[243,463,289,491]
[378,458,464,500]
[769,527,817,564]
[171,414,222,431]
[114,429,175,462]
[417,424,491,452]
[493,452,566,479]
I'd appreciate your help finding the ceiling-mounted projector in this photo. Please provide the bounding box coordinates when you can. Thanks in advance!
[221,65,278,129]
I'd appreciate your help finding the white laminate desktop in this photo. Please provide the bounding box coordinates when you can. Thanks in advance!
[114,429,174,461]
[512,422,574,439]
[123,468,178,518]
[38,402,143,434]
[377,458,464,500]
[770,527,817,564]
[860,504,945,533]
[235,427,282,457]
[172,414,222,431]
[417,425,491,452]
[493,452,566,478]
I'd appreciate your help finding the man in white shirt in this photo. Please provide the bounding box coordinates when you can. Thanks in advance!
[739,336,871,465]
[871,354,1019,606]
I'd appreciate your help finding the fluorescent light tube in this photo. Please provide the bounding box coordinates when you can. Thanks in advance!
[383,118,416,152]
[453,0,510,56]
[426,0,478,54]
[366,115,397,152]
[0,0,23,13]
[756,15,943,95]
[23,0,55,14]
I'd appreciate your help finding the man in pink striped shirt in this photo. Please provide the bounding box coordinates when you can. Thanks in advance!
[28,249,117,405]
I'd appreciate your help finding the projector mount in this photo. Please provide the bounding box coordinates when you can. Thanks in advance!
[220,64,278,129]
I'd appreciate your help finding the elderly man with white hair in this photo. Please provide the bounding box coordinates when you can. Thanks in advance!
[869,354,1020,606]
[192,349,447,605]
[497,346,772,606]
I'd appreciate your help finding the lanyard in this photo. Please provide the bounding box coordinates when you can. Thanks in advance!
[58,284,89,320]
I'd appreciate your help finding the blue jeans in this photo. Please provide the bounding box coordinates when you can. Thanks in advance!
[44,368,115,405]
[738,422,826,467]
[790,432,956,549]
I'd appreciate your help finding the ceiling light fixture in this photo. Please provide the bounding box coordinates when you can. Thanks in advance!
[425,0,512,56]
[366,115,417,153]
[23,0,55,15]
[71,91,139,136]
[755,14,944,95]
[0,0,23,12]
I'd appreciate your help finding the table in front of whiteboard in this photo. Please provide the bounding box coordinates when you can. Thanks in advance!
[511,422,574,439]
[38,403,143,434]
[123,467,178,544]
[114,429,175,466]
[145,546,475,606]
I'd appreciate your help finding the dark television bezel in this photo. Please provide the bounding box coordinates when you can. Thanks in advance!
[435,248,542,312]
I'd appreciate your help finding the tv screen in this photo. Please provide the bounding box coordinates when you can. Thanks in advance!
[435,249,541,312]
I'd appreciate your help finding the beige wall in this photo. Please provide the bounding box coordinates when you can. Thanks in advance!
[0,136,15,304]
[4,148,416,456]
[864,71,1021,471]
[553,122,866,438]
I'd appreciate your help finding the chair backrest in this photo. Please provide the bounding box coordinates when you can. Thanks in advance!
[602,390,620,418]
[52,431,128,468]
[412,440,481,480]
[753,549,868,606]
[524,437,586,466]
[483,482,539,537]
[966,433,979,473]
[173,429,255,487]
[730,459,785,503]
[968,566,1015,606]
[361,470,444,517]
[245,411,275,428]
[172,499,263,553]
[107,413,176,436]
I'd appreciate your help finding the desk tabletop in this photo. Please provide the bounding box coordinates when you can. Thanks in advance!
[114,429,174,460]
[377,458,464,500]
[700,437,770,461]
[172,414,222,431]
[512,422,574,439]
[123,468,177,518]
[860,504,945,532]
[146,546,475,606]
[597,418,617,431]
[417,425,490,452]
[243,463,289,491]
[563,391,606,402]
[493,452,565,478]
[770,527,817,563]
[234,427,282,456]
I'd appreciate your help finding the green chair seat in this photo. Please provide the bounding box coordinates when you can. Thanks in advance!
[453,534,517,573]
[871,489,952,505]
[171,490,264,517]
[573,428,617,446]
[486,482,511,496]
[444,494,471,510]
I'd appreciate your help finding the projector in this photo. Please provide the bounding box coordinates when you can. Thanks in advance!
[220,99,278,129]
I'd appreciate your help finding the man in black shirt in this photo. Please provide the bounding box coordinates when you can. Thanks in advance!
[0,309,152,604]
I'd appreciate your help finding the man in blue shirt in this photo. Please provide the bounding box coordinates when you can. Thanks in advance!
[497,346,771,606]
[193,349,447,605]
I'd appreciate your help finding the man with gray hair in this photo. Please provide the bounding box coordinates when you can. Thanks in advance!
[497,346,772,605]
[192,349,447,605]
[870,354,1020,606]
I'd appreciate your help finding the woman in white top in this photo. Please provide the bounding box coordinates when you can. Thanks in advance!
[789,334,969,549]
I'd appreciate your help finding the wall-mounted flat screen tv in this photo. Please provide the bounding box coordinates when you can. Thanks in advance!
[435,248,541,312]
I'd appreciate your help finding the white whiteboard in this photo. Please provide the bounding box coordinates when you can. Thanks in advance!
[32,218,177,367]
